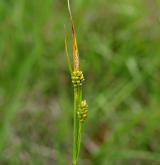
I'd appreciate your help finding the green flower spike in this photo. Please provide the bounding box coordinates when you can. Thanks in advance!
[72,71,84,87]
[78,100,88,123]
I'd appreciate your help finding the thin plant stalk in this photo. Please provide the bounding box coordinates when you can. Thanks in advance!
[73,85,82,164]
[64,27,79,165]
[73,86,78,165]
[77,86,82,159]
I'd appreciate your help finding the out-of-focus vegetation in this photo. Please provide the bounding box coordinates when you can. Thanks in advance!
[0,0,160,164]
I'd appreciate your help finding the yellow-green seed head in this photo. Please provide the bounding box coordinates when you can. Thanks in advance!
[78,100,88,123]
[71,71,84,87]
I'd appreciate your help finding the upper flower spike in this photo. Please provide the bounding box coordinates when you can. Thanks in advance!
[67,0,80,71]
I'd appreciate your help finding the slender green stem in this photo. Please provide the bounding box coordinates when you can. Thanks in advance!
[73,86,78,165]
[76,85,82,160]
[73,85,83,164]
[77,121,82,159]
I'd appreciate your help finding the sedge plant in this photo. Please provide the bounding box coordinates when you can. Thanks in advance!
[64,0,88,164]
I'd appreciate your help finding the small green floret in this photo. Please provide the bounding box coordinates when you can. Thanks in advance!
[78,100,88,123]
[72,71,84,87]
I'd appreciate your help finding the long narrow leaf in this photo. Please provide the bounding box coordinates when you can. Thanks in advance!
[67,0,80,71]
[64,25,72,74]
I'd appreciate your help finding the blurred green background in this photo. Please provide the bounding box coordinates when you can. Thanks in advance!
[0,0,160,164]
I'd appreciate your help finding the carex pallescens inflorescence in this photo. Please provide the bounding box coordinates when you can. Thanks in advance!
[72,71,84,87]
[78,100,88,123]
[64,0,89,164]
